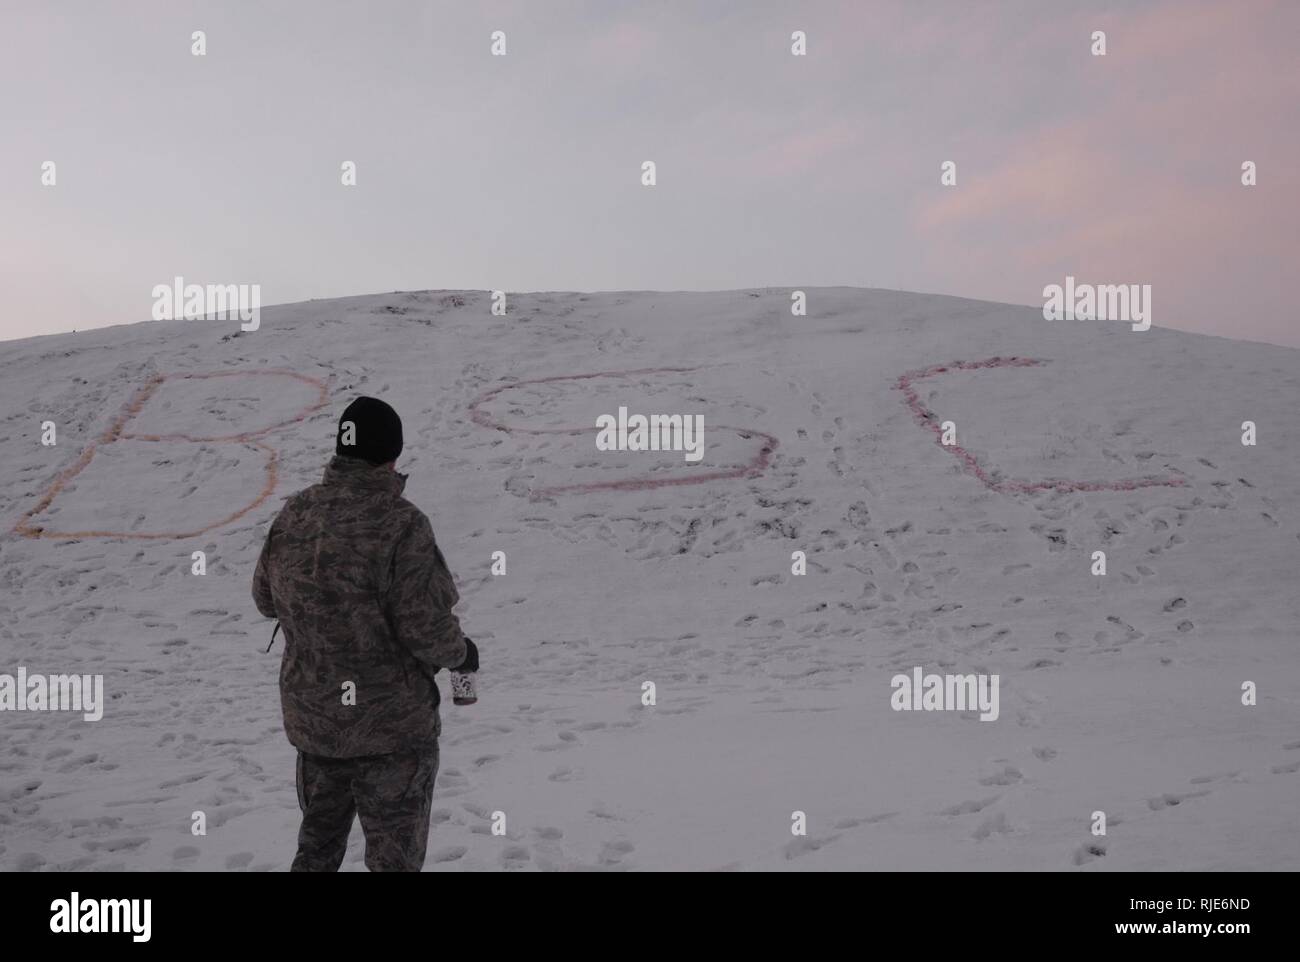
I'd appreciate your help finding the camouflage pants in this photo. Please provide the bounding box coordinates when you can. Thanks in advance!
[291,741,439,872]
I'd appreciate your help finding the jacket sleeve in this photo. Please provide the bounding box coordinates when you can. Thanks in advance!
[252,517,278,619]
[386,512,468,675]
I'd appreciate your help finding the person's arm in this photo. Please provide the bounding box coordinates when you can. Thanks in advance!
[386,513,469,675]
[252,516,278,619]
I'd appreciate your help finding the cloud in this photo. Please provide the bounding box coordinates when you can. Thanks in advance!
[910,0,1299,339]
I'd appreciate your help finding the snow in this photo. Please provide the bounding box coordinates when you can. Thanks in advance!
[1,287,1297,871]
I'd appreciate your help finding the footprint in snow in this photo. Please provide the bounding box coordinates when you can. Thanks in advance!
[1072,842,1107,865]
[940,797,999,816]
[972,812,1011,840]
[1147,790,1209,811]
[784,835,839,859]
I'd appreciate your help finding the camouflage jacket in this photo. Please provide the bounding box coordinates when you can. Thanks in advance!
[252,455,468,758]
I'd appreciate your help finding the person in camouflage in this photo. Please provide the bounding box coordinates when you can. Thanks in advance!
[252,396,478,872]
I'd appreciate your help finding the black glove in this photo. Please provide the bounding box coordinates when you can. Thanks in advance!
[456,637,479,673]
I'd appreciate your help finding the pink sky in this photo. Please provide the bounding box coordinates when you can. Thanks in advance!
[1,0,1295,346]
[911,0,1298,343]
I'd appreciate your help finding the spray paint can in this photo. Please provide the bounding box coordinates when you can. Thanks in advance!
[451,669,477,706]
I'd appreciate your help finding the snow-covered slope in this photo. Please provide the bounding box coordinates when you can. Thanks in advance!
[1,288,1297,871]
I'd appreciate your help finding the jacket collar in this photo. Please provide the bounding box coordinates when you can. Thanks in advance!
[322,455,408,496]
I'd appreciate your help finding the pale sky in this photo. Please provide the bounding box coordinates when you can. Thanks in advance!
[2,0,1297,345]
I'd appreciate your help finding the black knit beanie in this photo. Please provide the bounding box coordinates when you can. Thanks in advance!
[336,396,403,466]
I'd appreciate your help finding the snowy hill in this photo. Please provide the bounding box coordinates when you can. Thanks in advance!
[1,287,1297,871]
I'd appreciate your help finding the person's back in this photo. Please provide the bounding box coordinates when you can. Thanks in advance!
[252,396,477,871]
